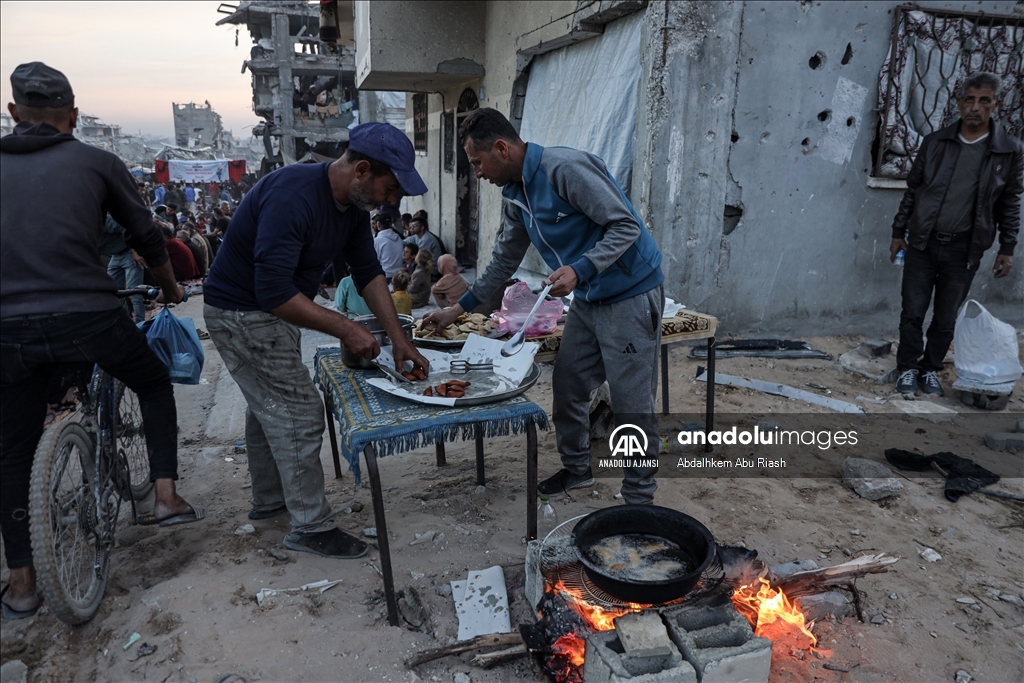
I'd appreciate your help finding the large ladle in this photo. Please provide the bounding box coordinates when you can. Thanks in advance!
[500,284,553,357]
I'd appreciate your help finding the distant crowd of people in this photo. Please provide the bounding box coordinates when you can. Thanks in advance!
[331,206,469,318]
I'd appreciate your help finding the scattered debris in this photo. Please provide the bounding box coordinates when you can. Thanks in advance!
[451,566,511,640]
[857,339,892,358]
[410,531,436,546]
[0,660,28,683]
[267,547,290,561]
[870,614,885,624]
[984,432,1024,453]
[689,338,831,359]
[697,370,865,413]
[919,548,942,563]
[842,457,904,500]
[894,399,957,423]
[956,597,977,605]
[999,594,1023,608]
[824,661,860,673]
[254,579,342,606]
[123,633,141,651]
[343,501,364,514]
[131,643,157,661]
[397,587,429,629]
[362,527,378,538]
[410,571,425,580]
[955,670,972,683]
[839,350,897,383]
[234,524,255,536]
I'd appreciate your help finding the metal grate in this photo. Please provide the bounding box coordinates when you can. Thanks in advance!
[540,515,726,611]
[875,4,1023,179]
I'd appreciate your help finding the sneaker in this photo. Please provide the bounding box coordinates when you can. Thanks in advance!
[538,468,595,496]
[895,369,919,396]
[284,528,368,559]
[918,370,944,397]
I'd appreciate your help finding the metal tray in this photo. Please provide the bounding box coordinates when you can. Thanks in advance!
[380,362,541,406]
[412,336,467,351]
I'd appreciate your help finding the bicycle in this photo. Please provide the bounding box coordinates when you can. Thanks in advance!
[28,288,172,624]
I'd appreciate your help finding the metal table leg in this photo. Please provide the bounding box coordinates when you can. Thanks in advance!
[475,427,485,486]
[526,420,538,540]
[324,395,342,479]
[363,444,398,627]
[661,344,670,415]
[705,336,716,453]
[435,442,446,467]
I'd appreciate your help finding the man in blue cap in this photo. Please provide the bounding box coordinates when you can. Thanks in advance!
[203,122,430,560]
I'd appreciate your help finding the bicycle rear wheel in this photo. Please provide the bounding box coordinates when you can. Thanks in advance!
[29,421,111,624]
[114,383,153,498]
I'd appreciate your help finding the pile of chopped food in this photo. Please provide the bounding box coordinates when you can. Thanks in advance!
[422,380,471,398]
[413,312,494,341]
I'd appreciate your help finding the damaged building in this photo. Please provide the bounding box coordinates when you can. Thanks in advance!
[217,0,359,170]
[172,100,233,150]
[356,0,1022,332]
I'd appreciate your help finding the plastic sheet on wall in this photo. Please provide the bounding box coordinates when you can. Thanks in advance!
[519,11,643,191]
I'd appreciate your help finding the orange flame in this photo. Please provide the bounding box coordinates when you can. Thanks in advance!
[550,580,644,631]
[731,577,817,646]
[551,633,586,667]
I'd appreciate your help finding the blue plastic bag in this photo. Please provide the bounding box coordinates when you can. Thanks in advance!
[142,308,205,384]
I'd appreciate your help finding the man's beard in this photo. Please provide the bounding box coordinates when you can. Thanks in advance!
[348,179,379,211]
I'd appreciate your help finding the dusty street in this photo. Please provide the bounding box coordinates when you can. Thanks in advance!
[2,294,1022,683]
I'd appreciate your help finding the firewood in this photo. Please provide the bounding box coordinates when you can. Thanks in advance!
[471,644,529,668]
[405,632,524,668]
[773,553,899,598]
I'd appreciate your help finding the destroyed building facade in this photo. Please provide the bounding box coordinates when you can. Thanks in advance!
[217,0,358,170]
[172,100,232,150]
[355,0,1022,331]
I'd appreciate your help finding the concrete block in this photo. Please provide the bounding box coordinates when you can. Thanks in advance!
[614,611,675,653]
[857,339,892,358]
[697,639,773,683]
[0,660,28,683]
[794,591,852,621]
[842,457,903,500]
[584,630,694,683]
[839,351,898,383]
[985,432,1024,453]
[770,559,818,577]
[664,602,770,683]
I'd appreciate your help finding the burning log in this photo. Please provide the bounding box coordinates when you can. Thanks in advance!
[771,553,899,597]
[404,632,524,669]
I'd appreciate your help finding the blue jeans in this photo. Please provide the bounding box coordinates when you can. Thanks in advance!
[1,307,179,568]
[107,251,146,322]
[897,235,979,373]
[204,305,335,536]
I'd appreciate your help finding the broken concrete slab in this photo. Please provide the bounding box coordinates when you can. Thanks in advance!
[894,399,957,423]
[857,339,892,358]
[841,457,903,501]
[984,432,1024,453]
[839,351,898,384]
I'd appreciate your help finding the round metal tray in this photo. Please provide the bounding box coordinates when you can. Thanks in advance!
[454,362,542,406]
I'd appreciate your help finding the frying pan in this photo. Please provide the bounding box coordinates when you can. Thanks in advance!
[571,505,716,604]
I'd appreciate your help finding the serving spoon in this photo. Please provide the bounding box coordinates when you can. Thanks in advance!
[500,284,553,357]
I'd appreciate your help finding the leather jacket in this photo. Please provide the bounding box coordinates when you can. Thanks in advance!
[892,119,1023,267]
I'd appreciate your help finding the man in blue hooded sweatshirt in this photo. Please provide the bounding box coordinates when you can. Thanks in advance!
[426,108,664,505]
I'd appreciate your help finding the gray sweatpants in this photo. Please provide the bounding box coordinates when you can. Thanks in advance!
[552,286,663,504]
[204,305,335,536]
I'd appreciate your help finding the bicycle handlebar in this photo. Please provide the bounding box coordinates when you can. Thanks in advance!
[116,287,189,303]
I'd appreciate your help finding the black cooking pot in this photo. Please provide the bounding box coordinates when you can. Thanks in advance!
[571,505,716,604]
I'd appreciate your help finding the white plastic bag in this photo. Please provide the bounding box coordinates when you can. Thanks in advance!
[953,300,1022,385]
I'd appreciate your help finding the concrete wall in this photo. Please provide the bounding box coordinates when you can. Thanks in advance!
[638,0,1023,334]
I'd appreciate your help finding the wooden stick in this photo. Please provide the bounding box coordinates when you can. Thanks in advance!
[774,553,899,598]
[405,632,524,669]
[471,644,529,668]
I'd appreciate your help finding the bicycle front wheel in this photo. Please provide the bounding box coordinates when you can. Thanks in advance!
[29,421,110,624]
[114,383,153,498]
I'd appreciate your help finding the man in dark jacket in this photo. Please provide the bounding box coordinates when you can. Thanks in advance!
[1,62,200,619]
[890,72,1022,397]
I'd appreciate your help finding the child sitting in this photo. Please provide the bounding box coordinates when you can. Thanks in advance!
[391,270,412,315]
[408,249,433,308]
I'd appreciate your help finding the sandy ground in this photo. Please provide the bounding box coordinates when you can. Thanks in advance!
[2,294,1022,683]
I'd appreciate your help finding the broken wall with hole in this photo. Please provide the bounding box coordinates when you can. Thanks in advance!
[636,0,1023,334]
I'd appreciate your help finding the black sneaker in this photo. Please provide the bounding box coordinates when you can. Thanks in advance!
[895,369,919,396]
[284,528,368,559]
[918,370,944,397]
[538,468,595,496]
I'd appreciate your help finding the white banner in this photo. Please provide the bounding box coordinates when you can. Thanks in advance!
[167,160,230,183]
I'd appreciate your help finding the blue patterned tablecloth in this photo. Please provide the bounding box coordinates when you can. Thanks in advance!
[314,348,549,485]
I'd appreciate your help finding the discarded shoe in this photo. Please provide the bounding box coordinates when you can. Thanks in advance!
[1,585,39,621]
[538,468,595,496]
[248,504,287,520]
[284,528,368,559]
[918,370,944,397]
[895,369,919,397]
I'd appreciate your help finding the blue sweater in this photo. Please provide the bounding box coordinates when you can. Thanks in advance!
[204,163,383,311]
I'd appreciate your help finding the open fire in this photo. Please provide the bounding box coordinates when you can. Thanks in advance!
[547,579,646,669]
[731,576,818,646]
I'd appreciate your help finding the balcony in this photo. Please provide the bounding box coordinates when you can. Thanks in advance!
[354,0,485,91]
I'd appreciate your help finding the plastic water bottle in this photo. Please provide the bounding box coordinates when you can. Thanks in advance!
[894,249,905,267]
[538,494,559,541]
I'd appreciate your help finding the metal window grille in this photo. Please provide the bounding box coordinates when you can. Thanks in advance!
[875,4,1022,179]
[413,93,428,152]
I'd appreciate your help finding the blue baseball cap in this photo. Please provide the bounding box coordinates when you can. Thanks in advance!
[347,122,428,196]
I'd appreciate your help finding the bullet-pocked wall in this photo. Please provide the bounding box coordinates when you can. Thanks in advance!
[636,0,1023,334]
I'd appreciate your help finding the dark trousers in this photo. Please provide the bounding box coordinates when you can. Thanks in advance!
[1,307,178,568]
[897,236,979,373]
